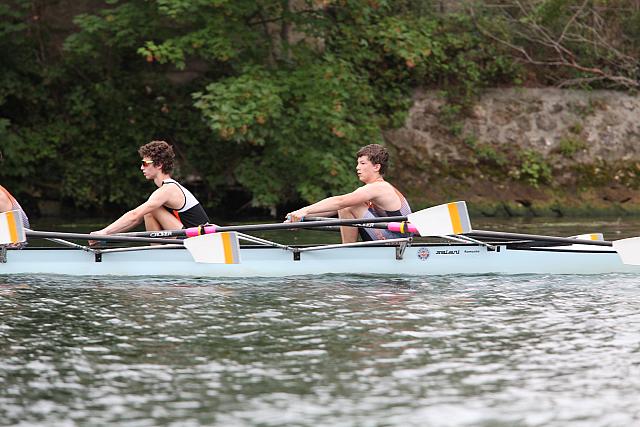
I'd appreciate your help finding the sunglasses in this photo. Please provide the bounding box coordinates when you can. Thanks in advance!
[141,159,154,168]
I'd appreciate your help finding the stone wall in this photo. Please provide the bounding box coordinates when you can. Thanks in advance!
[384,88,640,215]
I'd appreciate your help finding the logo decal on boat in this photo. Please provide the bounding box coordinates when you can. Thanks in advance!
[417,248,430,260]
[435,249,460,255]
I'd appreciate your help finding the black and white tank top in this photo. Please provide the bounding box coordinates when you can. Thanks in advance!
[161,179,210,228]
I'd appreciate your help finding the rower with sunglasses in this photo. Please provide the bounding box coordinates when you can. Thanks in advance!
[90,140,209,243]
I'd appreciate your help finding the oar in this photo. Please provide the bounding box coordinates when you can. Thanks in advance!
[26,230,181,245]
[0,210,26,245]
[467,230,613,247]
[303,199,470,236]
[116,201,472,239]
[117,201,472,264]
[468,229,640,265]
[0,211,186,246]
[117,216,411,238]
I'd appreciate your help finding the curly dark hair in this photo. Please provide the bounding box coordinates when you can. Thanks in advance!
[138,140,175,174]
[356,144,389,175]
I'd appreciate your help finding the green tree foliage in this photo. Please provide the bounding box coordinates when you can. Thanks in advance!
[1,0,518,216]
[1,0,222,213]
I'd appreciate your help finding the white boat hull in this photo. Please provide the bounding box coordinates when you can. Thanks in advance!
[1,243,639,277]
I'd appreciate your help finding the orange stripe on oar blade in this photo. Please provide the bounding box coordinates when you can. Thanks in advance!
[222,232,234,264]
[6,210,18,243]
[447,202,463,235]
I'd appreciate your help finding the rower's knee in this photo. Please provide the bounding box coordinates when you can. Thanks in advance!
[144,212,163,231]
[339,204,368,220]
[338,207,353,218]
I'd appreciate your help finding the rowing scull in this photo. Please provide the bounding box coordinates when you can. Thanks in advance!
[1,239,639,277]
[2,201,640,277]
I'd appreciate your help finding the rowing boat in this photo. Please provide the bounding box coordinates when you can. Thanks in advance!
[2,202,640,277]
[1,239,639,277]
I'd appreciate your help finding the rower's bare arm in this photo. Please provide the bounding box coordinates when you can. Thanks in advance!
[96,189,169,235]
[287,187,373,221]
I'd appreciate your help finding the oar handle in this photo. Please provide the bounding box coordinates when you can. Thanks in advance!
[303,217,418,234]
[387,222,419,234]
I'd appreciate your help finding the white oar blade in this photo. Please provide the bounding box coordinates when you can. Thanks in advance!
[612,237,640,266]
[184,232,241,264]
[0,210,26,245]
[407,201,472,236]
[571,233,604,241]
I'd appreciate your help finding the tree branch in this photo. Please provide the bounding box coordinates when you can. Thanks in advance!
[468,1,640,89]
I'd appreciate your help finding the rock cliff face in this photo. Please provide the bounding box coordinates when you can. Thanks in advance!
[384,88,640,216]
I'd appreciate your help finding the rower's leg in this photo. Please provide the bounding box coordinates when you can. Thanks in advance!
[338,204,369,243]
[144,213,161,231]
[144,209,183,231]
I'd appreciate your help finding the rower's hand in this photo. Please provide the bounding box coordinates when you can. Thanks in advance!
[88,230,107,246]
[285,209,307,223]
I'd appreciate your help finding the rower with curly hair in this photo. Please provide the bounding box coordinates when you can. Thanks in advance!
[90,141,209,241]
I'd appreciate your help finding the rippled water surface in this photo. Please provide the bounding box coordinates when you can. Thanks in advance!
[2,274,640,426]
[3,218,640,426]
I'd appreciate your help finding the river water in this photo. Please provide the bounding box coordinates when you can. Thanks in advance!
[1,217,640,426]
